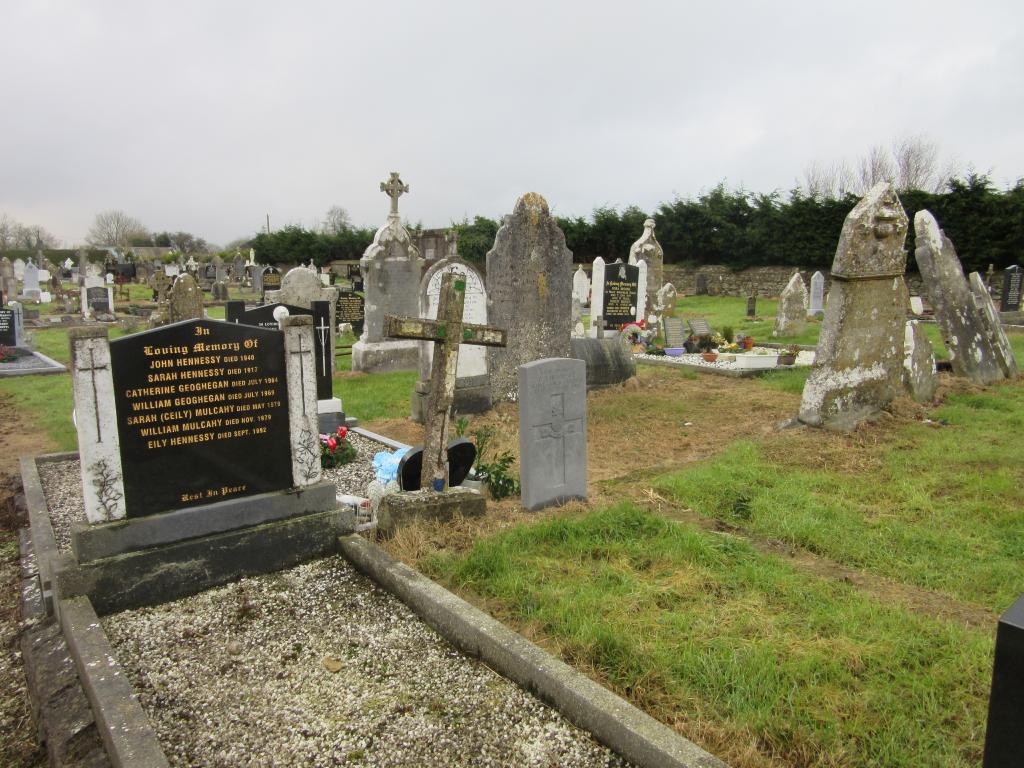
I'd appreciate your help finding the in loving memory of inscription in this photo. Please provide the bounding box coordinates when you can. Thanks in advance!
[111,320,292,515]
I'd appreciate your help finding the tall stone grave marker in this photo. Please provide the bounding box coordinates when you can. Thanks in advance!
[411,257,490,421]
[915,211,1016,385]
[166,273,204,324]
[335,290,365,336]
[970,272,1018,379]
[809,271,826,316]
[352,172,423,374]
[903,320,938,403]
[628,218,663,318]
[746,295,757,318]
[12,258,26,281]
[0,258,13,301]
[573,266,590,306]
[81,274,114,319]
[773,273,808,336]
[1001,265,1022,312]
[518,358,587,511]
[22,261,40,301]
[799,183,910,430]
[695,274,708,295]
[231,254,245,282]
[486,193,573,401]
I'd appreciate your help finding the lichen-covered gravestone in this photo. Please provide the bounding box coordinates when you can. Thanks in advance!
[915,210,1017,385]
[798,183,910,430]
[167,273,204,324]
[351,172,423,374]
[903,320,937,403]
[486,193,573,402]
[809,271,826,317]
[773,273,808,336]
[628,218,663,317]
[518,358,587,511]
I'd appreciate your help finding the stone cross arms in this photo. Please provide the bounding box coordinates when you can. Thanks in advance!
[380,172,409,216]
[384,271,506,491]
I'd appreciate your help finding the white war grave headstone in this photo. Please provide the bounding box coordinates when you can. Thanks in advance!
[485,193,573,402]
[809,271,826,317]
[518,357,587,511]
[799,183,911,430]
[572,266,590,307]
[352,171,424,374]
[411,256,491,422]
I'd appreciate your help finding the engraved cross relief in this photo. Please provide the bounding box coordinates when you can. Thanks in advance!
[289,335,312,415]
[78,344,108,442]
[380,172,409,216]
[532,393,584,487]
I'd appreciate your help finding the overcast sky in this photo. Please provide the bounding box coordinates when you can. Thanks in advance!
[2,0,1022,247]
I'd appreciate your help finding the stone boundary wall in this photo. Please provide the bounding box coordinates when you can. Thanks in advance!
[661,264,945,298]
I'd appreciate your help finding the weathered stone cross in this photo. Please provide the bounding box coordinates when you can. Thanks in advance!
[384,271,507,491]
[380,171,409,216]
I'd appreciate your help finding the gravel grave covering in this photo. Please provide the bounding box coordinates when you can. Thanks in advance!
[39,433,398,553]
[102,555,632,768]
[635,347,815,370]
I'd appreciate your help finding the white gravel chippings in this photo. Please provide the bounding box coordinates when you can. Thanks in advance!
[101,556,634,768]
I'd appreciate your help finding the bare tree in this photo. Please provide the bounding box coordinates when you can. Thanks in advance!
[0,213,59,249]
[87,209,147,248]
[893,135,946,192]
[856,144,896,193]
[802,160,855,200]
[321,205,352,235]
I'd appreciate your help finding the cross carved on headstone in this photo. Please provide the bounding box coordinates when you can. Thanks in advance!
[534,393,584,487]
[384,271,506,491]
[380,172,409,216]
[289,335,312,416]
[78,345,108,443]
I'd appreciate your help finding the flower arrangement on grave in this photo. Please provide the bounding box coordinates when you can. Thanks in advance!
[0,345,16,363]
[320,425,356,468]
[718,342,741,354]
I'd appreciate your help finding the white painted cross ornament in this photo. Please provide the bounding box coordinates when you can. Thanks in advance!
[380,171,409,217]
[384,271,506,491]
[78,346,108,442]
[315,315,330,379]
[289,335,312,416]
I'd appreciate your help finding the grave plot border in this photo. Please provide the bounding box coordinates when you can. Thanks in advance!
[635,356,772,378]
[0,348,66,378]
[19,448,726,768]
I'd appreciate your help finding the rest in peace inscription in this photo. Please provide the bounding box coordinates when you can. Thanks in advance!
[110,319,292,516]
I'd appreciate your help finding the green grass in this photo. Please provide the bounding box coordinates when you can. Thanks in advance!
[652,379,1024,611]
[428,504,989,767]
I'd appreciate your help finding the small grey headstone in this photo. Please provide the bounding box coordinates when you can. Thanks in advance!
[809,271,825,316]
[687,318,711,337]
[663,317,686,348]
[774,273,808,336]
[518,358,587,511]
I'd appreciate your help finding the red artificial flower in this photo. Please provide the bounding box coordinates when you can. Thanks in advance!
[337,426,347,438]
[327,437,337,451]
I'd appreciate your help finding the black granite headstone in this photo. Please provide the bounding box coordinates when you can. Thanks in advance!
[984,594,1024,767]
[0,308,15,346]
[224,301,332,400]
[336,290,365,336]
[398,439,477,491]
[746,295,757,318]
[260,267,281,301]
[110,319,292,516]
[601,261,640,327]
[1000,265,1021,313]
[87,286,109,313]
